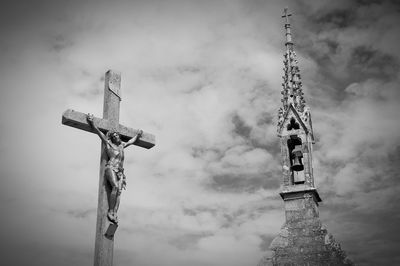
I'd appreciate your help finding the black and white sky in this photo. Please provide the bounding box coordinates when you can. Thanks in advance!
[0,0,399,265]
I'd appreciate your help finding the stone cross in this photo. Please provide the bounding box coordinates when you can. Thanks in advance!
[61,70,155,266]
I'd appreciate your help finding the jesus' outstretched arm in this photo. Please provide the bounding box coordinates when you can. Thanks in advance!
[87,114,108,145]
[123,129,143,148]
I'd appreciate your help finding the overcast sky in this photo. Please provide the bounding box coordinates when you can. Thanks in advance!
[0,0,399,265]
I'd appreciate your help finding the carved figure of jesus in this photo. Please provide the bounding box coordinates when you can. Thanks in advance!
[87,114,143,224]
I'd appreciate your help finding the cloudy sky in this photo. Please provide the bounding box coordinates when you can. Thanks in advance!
[0,0,399,265]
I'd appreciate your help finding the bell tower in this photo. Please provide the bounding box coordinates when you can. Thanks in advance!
[277,7,321,210]
[257,8,353,266]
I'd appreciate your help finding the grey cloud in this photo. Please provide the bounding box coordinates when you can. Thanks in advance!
[221,213,235,228]
[250,136,281,159]
[182,197,281,231]
[231,111,279,153]
[183,206,219,217]
[312,8,356,29]
[292,0,400,102]
[74,73,104,98]
[51,35,74,53]
[177,65,202,74]
[256,111,274,127]
[191,146,224,160]
[66,208,96,219]
[209,173,279,193]
[259,234,275,252]
[169,232,214,250]
[231,113,252,139]
[182,206,238,229]
[322,205,400,265]
[0,243,93,266]
[347,46,400,80]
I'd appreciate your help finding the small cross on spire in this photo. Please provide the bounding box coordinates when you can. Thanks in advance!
[282,7,292,25]
[282,7,293,46]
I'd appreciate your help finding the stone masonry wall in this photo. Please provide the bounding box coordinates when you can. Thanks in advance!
[258,194,354,266]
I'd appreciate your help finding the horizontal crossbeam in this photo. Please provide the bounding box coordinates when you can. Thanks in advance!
[62,109,155,149]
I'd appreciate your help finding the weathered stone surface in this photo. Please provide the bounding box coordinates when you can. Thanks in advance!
[258,195,354,266]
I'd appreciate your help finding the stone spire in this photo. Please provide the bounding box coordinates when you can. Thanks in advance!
[257,8,354,266]
[276,7,315,188]
[278,8,307,132]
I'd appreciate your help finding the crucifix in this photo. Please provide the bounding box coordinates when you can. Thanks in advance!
[61,70,155,266]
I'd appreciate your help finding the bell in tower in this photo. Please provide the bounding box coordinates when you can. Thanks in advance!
[287,135,305,184]
[291,144,304,172]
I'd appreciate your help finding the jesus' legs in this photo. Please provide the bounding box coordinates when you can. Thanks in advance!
[105,167,120,223]
[113,189,121,219]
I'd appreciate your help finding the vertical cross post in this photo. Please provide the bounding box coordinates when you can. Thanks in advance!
[94,70,121,266]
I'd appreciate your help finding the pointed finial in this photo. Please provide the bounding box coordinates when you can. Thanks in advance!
[282,7,293,46]
[278,7,308,130]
